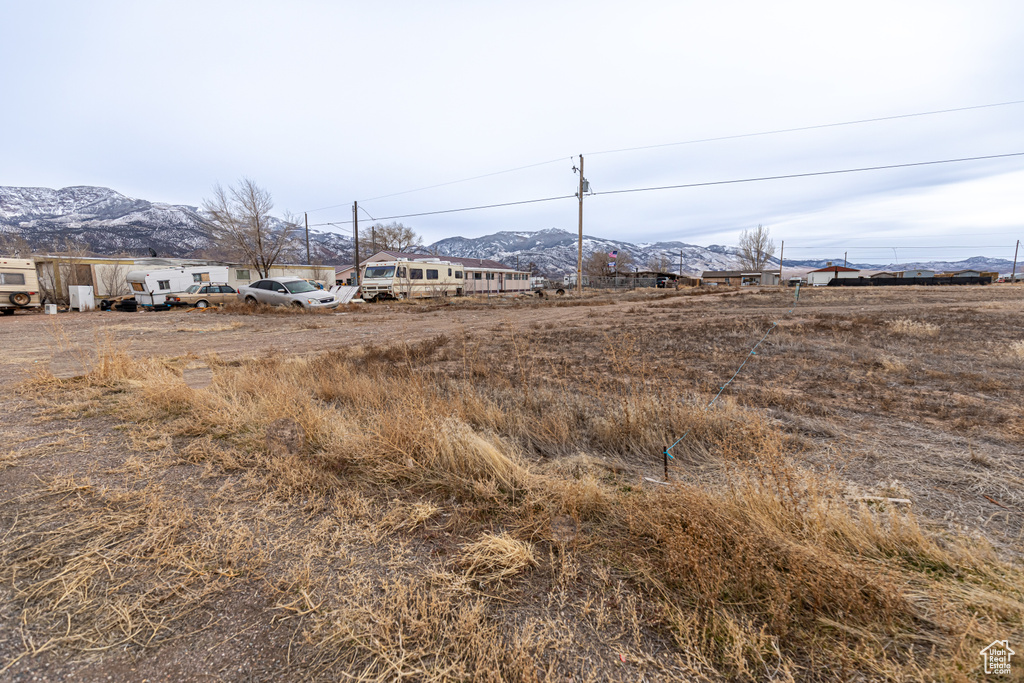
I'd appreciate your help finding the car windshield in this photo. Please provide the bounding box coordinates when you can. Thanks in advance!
[364,266,395,279]
[185,285,201,293]
[284,280,318,294]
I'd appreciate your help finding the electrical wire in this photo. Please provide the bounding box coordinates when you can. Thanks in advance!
[302,98,1023,216]
[305,157,573,214]
[586,99,1024,157]
[590,152,1024,198]
[309,193,576,228]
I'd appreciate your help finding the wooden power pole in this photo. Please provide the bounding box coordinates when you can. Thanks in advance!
[778,240,784,286]
[353,202,360,287]
[304,212,311,265]
[576,155,585,296]
[1012,239,1020,284]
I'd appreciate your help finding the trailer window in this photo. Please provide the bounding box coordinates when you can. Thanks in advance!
[131,282,145,292]
[474,272,482,280]
[193,272,210,282]
[447,268,452,276]
[235,269,250,280]
[426,269,438,280]
[365,266,396,279]
[157,280,170,290]
[455,271,463,279]
[0,272,25,285]
[410,268,423,280]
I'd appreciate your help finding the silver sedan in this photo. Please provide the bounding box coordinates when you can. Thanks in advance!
[237,277,339,309]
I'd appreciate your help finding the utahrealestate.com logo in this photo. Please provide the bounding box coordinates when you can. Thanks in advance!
[980,640,1014,675]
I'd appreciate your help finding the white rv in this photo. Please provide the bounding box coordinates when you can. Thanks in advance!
[359,259,464,301]
[125,265,230,307]
[0,257,42,315]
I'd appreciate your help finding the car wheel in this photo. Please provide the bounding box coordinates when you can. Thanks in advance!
[291,301,304,309]
[245,296,258,306]
[195,300,209,309]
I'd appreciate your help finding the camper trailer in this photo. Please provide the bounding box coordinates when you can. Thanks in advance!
[0,258,42,315]
[125,265,230,307]
[359,259,464,301]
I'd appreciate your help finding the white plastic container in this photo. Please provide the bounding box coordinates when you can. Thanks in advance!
[44,304,57,315]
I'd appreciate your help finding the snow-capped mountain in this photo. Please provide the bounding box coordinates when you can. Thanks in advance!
[0,186,215,255]
[1,186,1015,275]
[0,185,354,261]
[429,228,745,275]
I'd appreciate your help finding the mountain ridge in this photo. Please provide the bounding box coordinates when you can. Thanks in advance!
[1,185,1016,275]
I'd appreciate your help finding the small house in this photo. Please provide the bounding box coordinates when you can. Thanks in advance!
[701,270,779,286]
[806,265,860,286]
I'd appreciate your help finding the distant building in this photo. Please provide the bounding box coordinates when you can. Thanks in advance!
[806,265,860,286]
[897,269,935,278]
[701,270,780,286]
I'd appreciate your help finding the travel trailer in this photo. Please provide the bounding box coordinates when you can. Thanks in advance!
[125,265,230,307]
[0,257,42,315]
[359,259,464,300]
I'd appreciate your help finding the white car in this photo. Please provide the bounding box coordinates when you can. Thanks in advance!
[237,277,338,309]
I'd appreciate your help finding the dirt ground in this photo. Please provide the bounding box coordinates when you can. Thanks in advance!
[1,285,1022,681]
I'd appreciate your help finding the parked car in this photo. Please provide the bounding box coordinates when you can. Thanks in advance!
[237,277,339,309]
[168,284,237,308]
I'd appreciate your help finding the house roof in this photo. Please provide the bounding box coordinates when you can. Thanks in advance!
[364,250,520,271]
[808,265,859,273]
[701,270,773,278]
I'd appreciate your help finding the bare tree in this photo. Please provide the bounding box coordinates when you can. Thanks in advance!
[645,254,672,272]
[738,224,775,271]
[202,178,298,278]
[0,232,34,257]
[98,261,131,298]
[369,222,422,253]
[584,251,610,277]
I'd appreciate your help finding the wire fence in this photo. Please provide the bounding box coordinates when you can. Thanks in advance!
[662,286,802,476]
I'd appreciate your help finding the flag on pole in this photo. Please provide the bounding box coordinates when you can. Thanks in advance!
[608,250,618,259]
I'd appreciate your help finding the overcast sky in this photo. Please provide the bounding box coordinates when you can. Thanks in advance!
[2,1,1023,262]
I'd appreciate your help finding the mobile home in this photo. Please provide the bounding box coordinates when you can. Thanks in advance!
[359,259,464,300]
[0,257,42,315]
[126,265,230,306]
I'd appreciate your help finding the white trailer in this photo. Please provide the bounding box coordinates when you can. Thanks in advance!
[126,265,230,307]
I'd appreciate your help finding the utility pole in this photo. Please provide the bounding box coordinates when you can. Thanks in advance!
[304,212,311,265]
[576,155,584,296]
[778,240,784,287]
[1012,239,1020,284]
[353,202,360,287]
[679,250,683,279]
[843,251,848,268]
[371,226,376,255]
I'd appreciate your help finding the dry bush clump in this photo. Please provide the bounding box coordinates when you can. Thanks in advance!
[212,300,337,316]
[886,317,940,336]
[6,321,1024,681]
[459,533,537,584]
[1010,339,1024,360]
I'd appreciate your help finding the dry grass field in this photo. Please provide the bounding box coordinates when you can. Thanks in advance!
[0,285,1021,681]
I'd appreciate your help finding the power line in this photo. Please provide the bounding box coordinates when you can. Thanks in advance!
[308,193,576,228]
[586,99,1024,157]
[302,98,1023,216]
[307,151,1024,231]
[305,157,573,214]
[591,151,1024,198]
